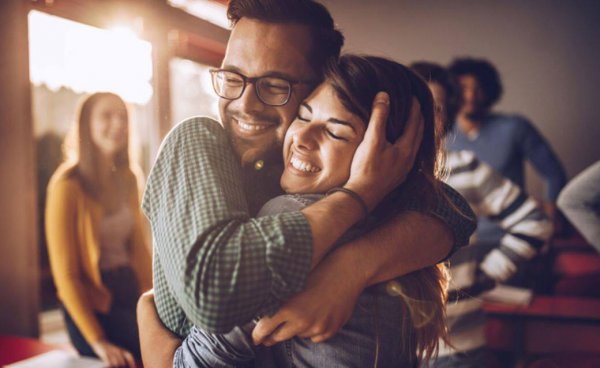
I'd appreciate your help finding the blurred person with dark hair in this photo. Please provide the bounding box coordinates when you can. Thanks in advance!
[412,61,553,367]
[45,92,152,368]
[447,57,565,281]
[558,161,600,253]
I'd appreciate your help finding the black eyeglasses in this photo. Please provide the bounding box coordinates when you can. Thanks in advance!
[209,69,315,106]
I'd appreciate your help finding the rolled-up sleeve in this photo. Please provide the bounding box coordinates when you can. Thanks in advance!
[142,117,312,334]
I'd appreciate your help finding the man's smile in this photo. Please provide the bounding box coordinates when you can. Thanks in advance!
[233,117,277,137]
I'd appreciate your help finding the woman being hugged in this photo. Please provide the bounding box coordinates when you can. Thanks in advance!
[45,92,152,368]
[140,55,455,367]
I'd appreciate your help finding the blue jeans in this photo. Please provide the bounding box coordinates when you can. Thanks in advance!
[62,267,141,359]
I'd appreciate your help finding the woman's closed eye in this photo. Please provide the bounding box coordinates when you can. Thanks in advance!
[297,112,310,122]
[326,129,348,141]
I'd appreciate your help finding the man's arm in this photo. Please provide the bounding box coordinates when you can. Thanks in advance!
[137,291,181,368]
[252,200,471,346]
[252,163,477,346]
[518,118,566,221]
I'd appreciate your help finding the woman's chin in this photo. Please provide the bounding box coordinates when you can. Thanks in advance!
[280,179,316,195]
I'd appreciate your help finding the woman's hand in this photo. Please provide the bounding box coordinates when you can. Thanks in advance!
[90,339,136,368]
[252,248,365,345]
[346,93,424,210]
[137,290,182,368]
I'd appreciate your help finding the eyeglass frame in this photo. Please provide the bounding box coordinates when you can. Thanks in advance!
[209,68,317,107]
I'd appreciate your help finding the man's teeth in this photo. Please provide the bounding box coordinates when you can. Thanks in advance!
[237,121,269,131]
[290,155,320,173]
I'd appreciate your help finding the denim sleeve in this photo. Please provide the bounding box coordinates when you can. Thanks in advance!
[517,117,566,201]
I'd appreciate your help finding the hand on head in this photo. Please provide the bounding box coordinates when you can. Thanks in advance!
[345,92,424,210]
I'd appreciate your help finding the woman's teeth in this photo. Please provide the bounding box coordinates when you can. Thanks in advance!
[290,155,321,173]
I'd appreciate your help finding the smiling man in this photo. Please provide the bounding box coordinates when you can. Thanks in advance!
[139,1,475,367]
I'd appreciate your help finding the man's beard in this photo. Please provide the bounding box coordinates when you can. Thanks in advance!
[226,133,283,169]
[221,112,284,167]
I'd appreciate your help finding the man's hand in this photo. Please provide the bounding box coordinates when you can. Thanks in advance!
[90,339,136,368]
[252,249,364,345]
[346,93,424,210]
[137,290,182,368]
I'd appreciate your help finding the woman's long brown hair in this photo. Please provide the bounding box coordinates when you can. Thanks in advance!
[65,92,133,198]
[325,55,450,365]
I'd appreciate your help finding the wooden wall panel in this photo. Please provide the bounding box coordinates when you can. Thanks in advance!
[0,0,40,337]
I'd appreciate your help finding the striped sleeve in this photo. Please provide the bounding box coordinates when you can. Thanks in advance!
[446,151,553,282]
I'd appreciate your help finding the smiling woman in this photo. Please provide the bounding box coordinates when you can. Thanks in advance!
[45,93,152,368]
[281,83,366,194]
[146,54,451,368]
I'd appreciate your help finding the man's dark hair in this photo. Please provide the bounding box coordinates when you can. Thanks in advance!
[448,57,503,109]
[227,0,344,74]
[411,61,460,133]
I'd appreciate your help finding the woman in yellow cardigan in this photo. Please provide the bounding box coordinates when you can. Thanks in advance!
[46,92,152,368]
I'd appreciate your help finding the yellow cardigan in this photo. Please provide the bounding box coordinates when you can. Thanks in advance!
[45,164,152,344]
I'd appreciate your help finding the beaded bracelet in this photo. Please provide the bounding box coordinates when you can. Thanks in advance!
[325,187,369,226]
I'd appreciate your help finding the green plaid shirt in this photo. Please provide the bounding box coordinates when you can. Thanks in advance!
[143,117,475,336]
[142,117,313,335]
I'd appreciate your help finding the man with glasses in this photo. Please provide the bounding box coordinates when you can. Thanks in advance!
[139,1,475,366]
[210,69,315,107]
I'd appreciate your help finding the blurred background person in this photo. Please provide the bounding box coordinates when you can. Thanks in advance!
[412,62,553,367]
[446,57,565,285]
[558,161,600,253]
[45,92,152,368]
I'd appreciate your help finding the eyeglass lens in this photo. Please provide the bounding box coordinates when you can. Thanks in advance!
[212,70,291,106]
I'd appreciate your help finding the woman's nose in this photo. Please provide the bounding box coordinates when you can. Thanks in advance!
[293,124,319,151]
[111,115,127,131]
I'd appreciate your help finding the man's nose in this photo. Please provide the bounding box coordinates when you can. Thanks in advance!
[235,82,265,114]
[463,88,475,102]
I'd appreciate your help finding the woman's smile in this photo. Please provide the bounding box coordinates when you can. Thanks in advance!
[280,83,365,194]
[289,152,322,173]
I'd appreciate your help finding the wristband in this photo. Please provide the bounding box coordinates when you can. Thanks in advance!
[326,187,369,226]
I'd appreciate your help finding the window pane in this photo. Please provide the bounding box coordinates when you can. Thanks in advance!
[170,57,219,125]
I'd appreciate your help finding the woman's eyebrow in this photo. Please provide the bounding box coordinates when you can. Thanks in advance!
[327,118,357,133]
[300,102,312,112]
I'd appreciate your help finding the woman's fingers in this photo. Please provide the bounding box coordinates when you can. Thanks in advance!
[394,97,424,158]
[123,350,137,368]
[363,92,390,148]
[252,316,284,346]
[262,322,302,347]
[108,349,124,367]
[310,332,335,343]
